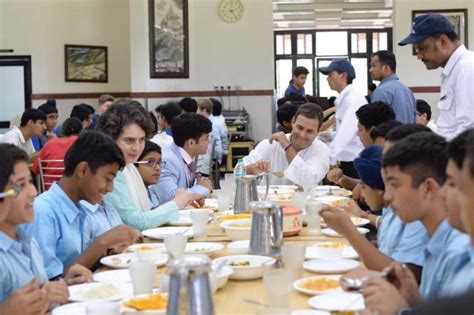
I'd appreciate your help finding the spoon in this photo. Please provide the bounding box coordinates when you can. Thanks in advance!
[340,270,392,292]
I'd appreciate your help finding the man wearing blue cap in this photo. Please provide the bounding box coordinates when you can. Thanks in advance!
[318,58,366,178]
[399,12,474,140]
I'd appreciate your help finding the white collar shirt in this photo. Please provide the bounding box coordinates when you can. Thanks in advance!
[2,126,35,155]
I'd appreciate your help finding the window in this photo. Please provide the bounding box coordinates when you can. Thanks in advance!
[316,32,348,56]
[297,33,313,55]
[276,34,292,55]
[351,33,367,54]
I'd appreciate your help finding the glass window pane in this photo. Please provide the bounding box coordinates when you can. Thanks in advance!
[316,58,339,98]
[351,33,358,53]
[276,59,293,98]
[297,34,305,54]
[297,59,313,95]
[357,33,367,53]
[305,34,313,54]
[351,58,368,97]
[372,33,379,52]
[316,31,348,56]
[379,33,388,51]
[276,35,284,55]
[284,34,292,54]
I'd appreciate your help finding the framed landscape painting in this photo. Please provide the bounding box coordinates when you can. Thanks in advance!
[411,9,468,55]
[65,44,108,82]
[148,0,189,78]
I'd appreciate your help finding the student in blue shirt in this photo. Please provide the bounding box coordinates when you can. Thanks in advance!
[24,131,141,280]
[320,145,426,276]
[284,66,309,97]
[0,144,49,315]
[362,132,470,312]
[135,141,164,208]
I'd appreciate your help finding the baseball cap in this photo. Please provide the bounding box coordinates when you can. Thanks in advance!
[399,13,455,46]
[318,58,356,80]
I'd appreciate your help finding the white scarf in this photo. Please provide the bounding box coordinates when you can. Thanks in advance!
[122,163,150,212]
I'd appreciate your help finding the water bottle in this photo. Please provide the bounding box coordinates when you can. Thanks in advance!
[233,159,246,180]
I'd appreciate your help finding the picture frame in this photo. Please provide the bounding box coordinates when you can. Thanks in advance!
[65,44,108,83]
[411,9,468,55]
[148,0,189,78]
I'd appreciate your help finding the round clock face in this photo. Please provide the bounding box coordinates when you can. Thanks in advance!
[219,0,244,23]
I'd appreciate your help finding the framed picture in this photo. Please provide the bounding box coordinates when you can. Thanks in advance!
[65,44,108,82]
[148,0,189,78]
[411,9,468,55]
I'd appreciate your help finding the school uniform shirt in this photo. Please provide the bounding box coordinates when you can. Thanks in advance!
[436,45,474,140]
[81,200,123,248]
[419,219,470,300]
[242,133,330,191]
[2,126,35,156]
[23,182,88,279]
[439,247,474,297]
[0,229,48,303]
[150,132,174,150]
[329,84,365,164]
[377,207,427,266]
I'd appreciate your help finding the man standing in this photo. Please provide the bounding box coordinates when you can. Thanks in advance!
[370,50,416,123]
[318,58,366,178]
[399,12,474,140]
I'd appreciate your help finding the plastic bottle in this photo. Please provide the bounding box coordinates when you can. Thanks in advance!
[233,158,246,180]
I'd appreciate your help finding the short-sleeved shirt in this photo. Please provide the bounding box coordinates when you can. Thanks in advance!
[81,200,123,248]
[23,182,87,279]
[2,126,35,155]
[0,229,48,303]
[439,246,474,297]
[284,85,305,97]
[419,219,470,300]
[377,207,427,266]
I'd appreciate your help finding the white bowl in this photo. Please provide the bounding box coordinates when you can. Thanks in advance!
[313,242,345,259]
[121,293,167,314]
[227,240,250,254]
[213,255,275,280]
[213,266,234,289]
[220,219,251,241]
[313,195,350,208]
[134,248,165,262]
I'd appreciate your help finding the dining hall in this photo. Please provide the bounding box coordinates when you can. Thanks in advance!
[1,0,474,314]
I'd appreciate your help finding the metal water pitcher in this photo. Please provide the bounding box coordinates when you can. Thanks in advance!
[249,201,284,261]
[233,175,259,214]
[166,255,214,315]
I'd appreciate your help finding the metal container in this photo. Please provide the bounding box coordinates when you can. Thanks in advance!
[233,175,259,214]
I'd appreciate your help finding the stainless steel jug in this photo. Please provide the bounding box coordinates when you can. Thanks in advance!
[233,175,259,214]
[249,200,284,263]
[166,255,214,315]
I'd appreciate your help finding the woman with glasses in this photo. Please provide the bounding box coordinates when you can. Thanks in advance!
[99,100,193,231]
[135,141,165,208]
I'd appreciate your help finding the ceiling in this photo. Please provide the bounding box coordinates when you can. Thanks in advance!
[273,0,393,30]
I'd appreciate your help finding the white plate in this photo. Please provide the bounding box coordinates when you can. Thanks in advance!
[292,310,330,315]
[213,255,275,280]
[303,259,359,274]
[314,186,352,197]
[293,275,342,296]
[258,185,298,191]
[143,226,193,240]
[179,209,214,215]
[321,228,369,238]
[258,188,295,195]
[320,217,370,228]
[100,253,168,269]
[169,212,212,226]
[184,242,224,254]
[125,243,166,253]
[68,282,132,302]
[308,292,365,312]
[93,269,131,283]
[314,195,350,208]
[305,245,359,260]
[227,240,250,254]
[52,302,90,315]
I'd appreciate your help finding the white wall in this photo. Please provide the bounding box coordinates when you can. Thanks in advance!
[393,0,474,119]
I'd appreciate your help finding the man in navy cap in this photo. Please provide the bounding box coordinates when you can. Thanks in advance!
[318,58,366,178]
[399,12,474,140]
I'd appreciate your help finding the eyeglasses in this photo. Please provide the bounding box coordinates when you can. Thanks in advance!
[134,160,166,169]
[0,183,22,199]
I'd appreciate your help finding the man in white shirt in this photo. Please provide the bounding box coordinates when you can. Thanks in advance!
[318,58,366,178]
[3,108,46,162]
[399,12,474,140]
[150,102,181,150]
[243,103,330,191]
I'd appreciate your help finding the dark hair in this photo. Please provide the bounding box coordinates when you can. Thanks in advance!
[38,101,58,115]
[277,97,290,107]
[210,98,223,116]
[82,104,95,115]
[154,105,162,114]
[171,113,212,147]
[336,72,354,85]
[356,102,395,130]
[98,94,115,105]
[466,133,474,177]
[149,112,158,135]
[372,50,397,72]
[0,144,14,193]
[293,66,309,77]
[328,96,337,107]
[64,131,125,177]
[277,104,299,126]
[70,104,92,123]
[416,99,432,121]
[98,99,154,140]
[368,83,377,93]
[382,132,448,186]
[160,102,182,125]
[370,120,403,141]
[5,144,28,164]
[179,98,198,113]
[447,129,474,169]
[385,123,432,143]
[62,117,83,137]
[293,103,324,130]
[433,32,459,42]
[287,93,306,106]
[20,108,46,127]
[138,141,162,161]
